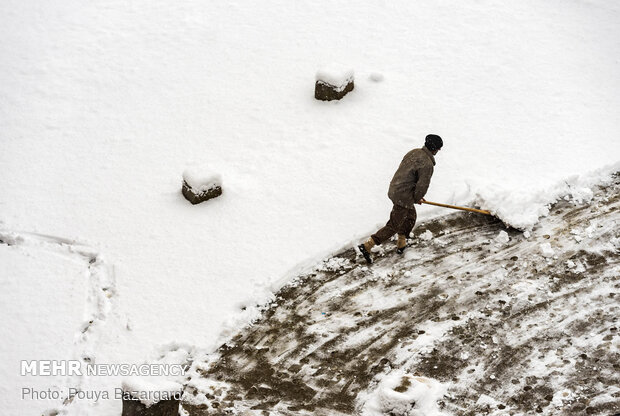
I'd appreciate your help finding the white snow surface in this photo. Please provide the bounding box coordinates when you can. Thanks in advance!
[0,242,86,411]
[369,72,385,83]
[361,370,448,416]
[1,0,619,414]
[316,64,354,89]
[182,167,222,192]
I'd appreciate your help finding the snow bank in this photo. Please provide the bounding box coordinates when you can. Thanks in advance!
[361,370,448,416]
[121,377,182,407]
[471,162,620,230]
[182,168,222,192]
[316,65,354,90]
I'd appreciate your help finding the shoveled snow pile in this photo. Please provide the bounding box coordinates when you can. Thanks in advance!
[470,162,620,230]
[182,168,222,192]
[361,370,448,416]
[316,65,354,90]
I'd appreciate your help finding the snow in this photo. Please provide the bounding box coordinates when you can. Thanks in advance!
[315,65,354,89]
[540,242,555,258]
[169,180,619,413]
[0,240,86,413]
[419,230,434,241]
[475,394,501,407]
[361,370,448,416]
[369,72,385,83]
[181,376,230,409]
[121,377,182,407]
[495,230,510,244]
[1,0,619,414]
[182,168,222,192]
[471,162,620,230]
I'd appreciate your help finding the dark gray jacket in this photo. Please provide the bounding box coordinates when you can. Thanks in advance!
[387,146,435,209]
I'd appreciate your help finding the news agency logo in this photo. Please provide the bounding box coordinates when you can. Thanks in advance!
[21,360,188,377]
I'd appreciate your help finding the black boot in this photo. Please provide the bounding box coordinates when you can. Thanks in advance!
[358,244,373,264]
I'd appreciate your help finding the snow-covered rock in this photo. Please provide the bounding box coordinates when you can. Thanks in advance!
[182,168,222,204]
[182,168,222,192]
[315,65,354,100]
[315,65,354,89]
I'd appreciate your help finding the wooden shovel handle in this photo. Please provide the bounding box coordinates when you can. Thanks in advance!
[421,200,492,215]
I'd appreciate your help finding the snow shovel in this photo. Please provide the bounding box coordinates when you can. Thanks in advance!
[421,200,492,216]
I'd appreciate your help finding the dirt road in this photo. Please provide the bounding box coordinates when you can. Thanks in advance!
[182,174,619,416]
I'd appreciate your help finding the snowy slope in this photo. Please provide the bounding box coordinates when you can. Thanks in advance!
[1,1,619,414]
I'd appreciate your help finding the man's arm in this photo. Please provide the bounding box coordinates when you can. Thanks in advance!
[413,165,433,203]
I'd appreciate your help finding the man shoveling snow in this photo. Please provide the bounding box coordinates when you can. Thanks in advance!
[358,134,443,264]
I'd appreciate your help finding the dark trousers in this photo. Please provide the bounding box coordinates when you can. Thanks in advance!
[371,204,417,245]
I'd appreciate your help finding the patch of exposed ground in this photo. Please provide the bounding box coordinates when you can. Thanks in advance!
[181,174,620,416]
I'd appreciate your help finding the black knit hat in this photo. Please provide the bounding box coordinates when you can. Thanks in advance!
[425,134,443,151]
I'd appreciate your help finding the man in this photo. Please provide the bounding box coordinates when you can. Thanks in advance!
[358,134,443,264]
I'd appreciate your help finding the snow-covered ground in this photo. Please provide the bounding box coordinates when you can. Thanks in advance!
[1,1,619,414]
[182,177,619,415]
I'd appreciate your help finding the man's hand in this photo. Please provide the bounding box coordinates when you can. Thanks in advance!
[416,198,426,205]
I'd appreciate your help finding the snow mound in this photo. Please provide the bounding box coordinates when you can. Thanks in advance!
[362,370,448,416]
[316,65,354,90]
[182,167,222,192]
[121,377,182,407]
[471,163,620,230]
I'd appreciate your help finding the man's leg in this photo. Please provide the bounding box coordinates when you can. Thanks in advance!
[371,205,409,245]
[359,205,408,263]
[395,207,417,254]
